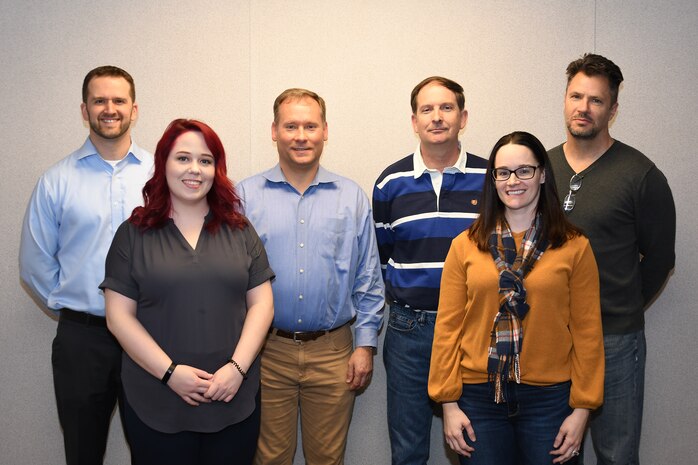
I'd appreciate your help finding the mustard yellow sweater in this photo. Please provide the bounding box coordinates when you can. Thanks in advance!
[428,231,604,409]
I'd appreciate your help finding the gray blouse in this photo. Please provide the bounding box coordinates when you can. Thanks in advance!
[101,217,274,433]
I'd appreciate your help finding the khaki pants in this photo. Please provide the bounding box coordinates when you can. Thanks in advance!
[254,324,355,465]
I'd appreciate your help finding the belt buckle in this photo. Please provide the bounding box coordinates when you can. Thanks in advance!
[292,331,304,343]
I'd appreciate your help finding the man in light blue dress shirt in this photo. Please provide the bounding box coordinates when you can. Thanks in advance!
[19,66,153,465]
[237,88,384,465]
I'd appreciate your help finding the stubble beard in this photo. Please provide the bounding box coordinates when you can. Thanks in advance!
[90,119,131,140]
[566,121,598,140]
[88,109,133,141]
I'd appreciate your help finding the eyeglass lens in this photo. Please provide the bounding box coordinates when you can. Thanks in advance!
[493,166,537,181]
[563,174,583,212]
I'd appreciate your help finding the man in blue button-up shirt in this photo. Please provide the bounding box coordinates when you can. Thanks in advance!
[19,66,153,465]
[238,88,384,465]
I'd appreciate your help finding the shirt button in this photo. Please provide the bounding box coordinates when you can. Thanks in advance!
[299,295,304,300]
[299,219,305,224]
[297,318,302,323]
[299,268,304,274]
[299,243,304,248]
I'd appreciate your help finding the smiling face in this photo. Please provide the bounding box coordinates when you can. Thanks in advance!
[272,97,328,175]
[411,82,467,148]
[564,72,618,140]
[81,76,137,142]
[165,131,215,210]
[494,143,545,224]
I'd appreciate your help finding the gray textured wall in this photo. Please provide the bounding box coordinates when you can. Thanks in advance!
[1,1,696,463]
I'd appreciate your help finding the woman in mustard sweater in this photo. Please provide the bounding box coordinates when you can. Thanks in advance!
[428,131,603,464]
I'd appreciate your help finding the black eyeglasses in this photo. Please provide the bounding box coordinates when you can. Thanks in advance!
[491,165,539,181]
[563,174,583,212]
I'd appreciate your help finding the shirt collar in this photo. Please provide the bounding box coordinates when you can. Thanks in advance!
[76,137,147,163]
[412,142,468,178]
[263,163,340,187]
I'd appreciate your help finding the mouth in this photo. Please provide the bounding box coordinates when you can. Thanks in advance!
[572,115,592,124]
[292,147,311,152]
[506,189,525,196]
[100,117,121,124]
[182,180,202,189]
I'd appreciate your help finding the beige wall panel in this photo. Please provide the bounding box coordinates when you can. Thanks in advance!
[594,1,698,463]
[1,0,695,463]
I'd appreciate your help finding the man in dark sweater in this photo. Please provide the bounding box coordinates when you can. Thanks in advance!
[548,53,675,465]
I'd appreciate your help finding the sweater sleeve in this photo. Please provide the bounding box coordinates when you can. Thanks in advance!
[637,166,676,305]
[568,238,605,409]
[428,234,469,402]
[372,182,394,280]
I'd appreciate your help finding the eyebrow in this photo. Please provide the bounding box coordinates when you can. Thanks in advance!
[419,101,456,109]
[568,90,604,99]
[90,96,128,100]
[495,164,534,169]
[175,151,214,157]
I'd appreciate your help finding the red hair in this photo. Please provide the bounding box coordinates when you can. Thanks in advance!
[129,119,246,233]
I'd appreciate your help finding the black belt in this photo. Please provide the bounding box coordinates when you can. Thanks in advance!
[60,308,107,328]
[270,323,347,342]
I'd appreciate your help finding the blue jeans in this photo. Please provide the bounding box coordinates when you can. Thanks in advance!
[384,304,437,465]
[456,382,574,465]
[589,330,646,465]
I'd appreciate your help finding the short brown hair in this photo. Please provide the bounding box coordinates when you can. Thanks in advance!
[566,54,624,105]
[273,88,326,123]
[82,65,136,103]
[410,76,465,113]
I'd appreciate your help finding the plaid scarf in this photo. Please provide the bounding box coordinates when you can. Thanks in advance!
[487,214,549,403]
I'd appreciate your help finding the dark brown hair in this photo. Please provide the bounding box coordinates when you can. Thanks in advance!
[469,131,582,250]
[82,65,135,103]
[566,53,624,105]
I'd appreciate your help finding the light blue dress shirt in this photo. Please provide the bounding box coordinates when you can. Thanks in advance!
[237,164,385,348]
[19,137,154,316]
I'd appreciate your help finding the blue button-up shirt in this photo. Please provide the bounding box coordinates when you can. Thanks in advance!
[237,164,384,347]
[19,137,153,316]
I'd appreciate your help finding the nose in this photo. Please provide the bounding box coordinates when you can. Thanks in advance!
[295,127,308,141]
[506,173,521,185]
[432,109,443,123]
[188,161,201,174]
[104,99,115,113]
[578,97,590,112]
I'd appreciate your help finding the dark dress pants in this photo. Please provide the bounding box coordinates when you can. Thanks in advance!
[52,313,122,465]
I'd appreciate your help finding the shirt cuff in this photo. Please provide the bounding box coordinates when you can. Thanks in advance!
[354,327,378,348]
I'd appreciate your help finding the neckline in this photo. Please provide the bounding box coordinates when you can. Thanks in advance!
[562,140,616,176]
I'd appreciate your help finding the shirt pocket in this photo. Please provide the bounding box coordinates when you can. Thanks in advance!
[319,218,347,261]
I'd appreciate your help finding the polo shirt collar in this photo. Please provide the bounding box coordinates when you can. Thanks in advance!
[412,142,467,178]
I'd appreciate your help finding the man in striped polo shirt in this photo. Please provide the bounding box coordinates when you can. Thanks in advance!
[373,76,487,465]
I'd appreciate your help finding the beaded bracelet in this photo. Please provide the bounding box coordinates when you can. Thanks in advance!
[161,362,177,385]
[228,358,248,380]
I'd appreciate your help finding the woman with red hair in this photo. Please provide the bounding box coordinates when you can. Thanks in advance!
[101,119,274,465]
